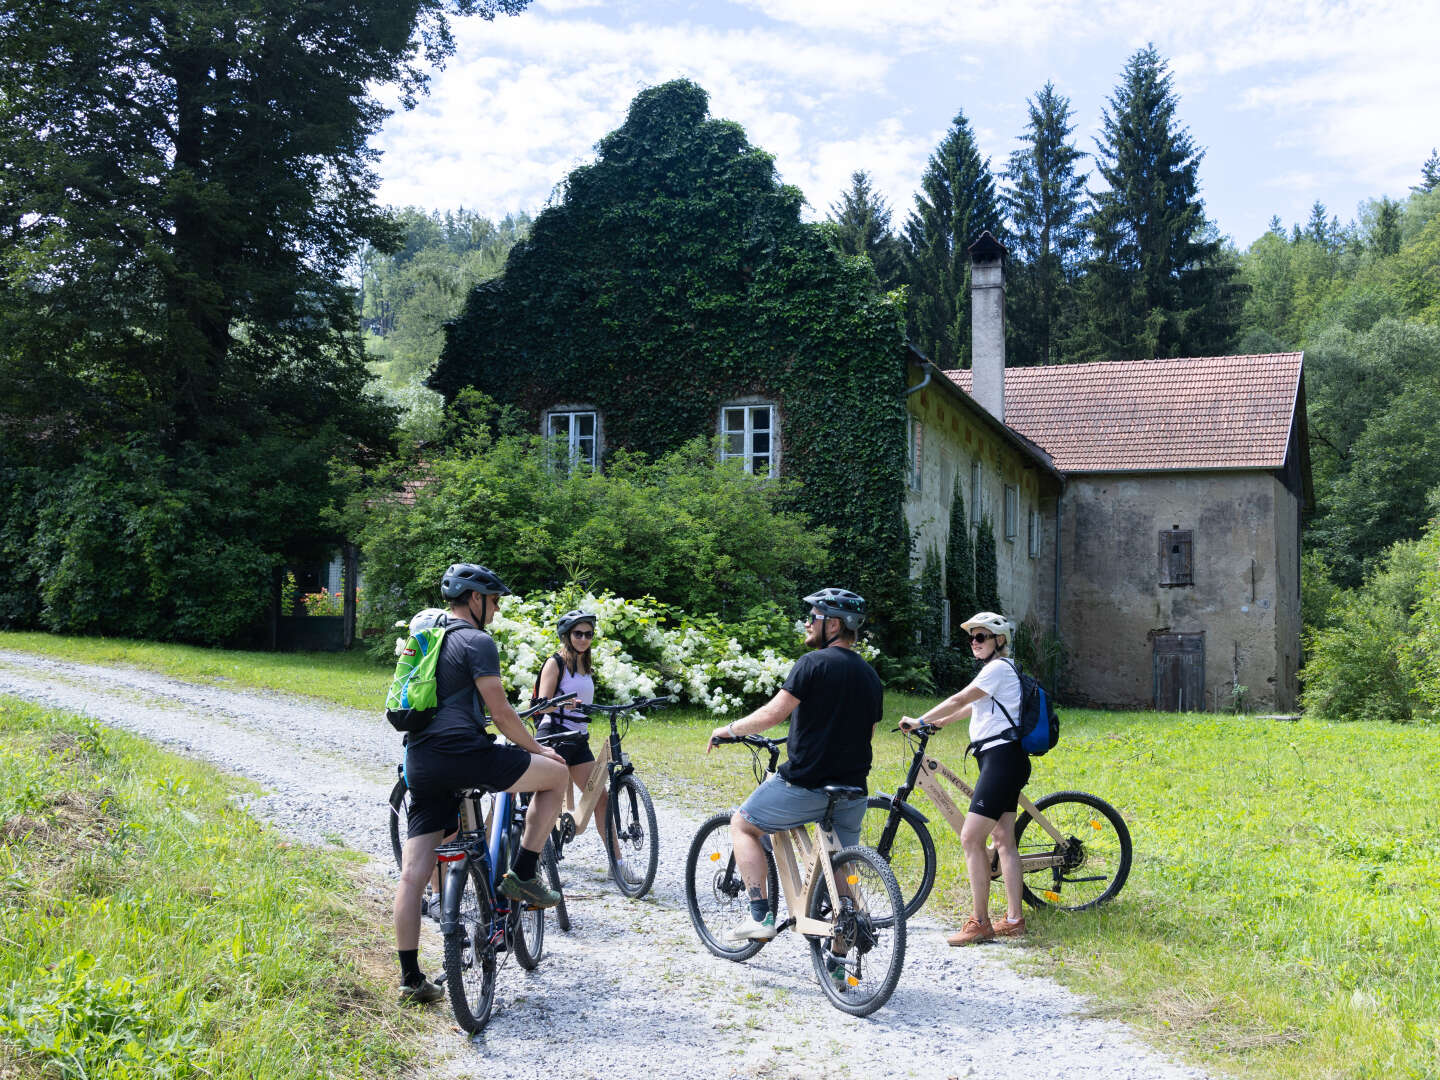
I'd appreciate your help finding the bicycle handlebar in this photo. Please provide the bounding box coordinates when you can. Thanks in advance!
[578,695,673,715]
[709,733,787,751]
[518,693,577,720]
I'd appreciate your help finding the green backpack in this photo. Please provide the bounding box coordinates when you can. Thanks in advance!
[385,618,472,733]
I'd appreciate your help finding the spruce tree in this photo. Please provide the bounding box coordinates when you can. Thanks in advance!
[945,475,976,638]
[1071,45,1240,362]
[902,110,1005,368]
[1414,148,1440,194]
[827,170,905,289]
[974,515,1001,616]
[1002,82,1088,366]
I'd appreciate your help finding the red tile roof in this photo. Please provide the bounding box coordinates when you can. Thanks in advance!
[948,353,1303,472]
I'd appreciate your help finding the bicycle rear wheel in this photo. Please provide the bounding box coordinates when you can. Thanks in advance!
[1015,790,1132,911]
[543,836,569,932]
[807,845,906,1017]
[442,863,497,1033]
[507,824,545,969]
[860,796,936,921]
[605,773,659,898]
[388,777,409,871]
[683,813,778,962]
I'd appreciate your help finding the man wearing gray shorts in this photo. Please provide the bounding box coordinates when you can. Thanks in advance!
[707,588,883,942]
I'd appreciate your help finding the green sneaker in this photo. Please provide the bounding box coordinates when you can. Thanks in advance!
[725,911,777,943]
[825,955,853,990]
[397,977,444,1005]
[498,869,562,909]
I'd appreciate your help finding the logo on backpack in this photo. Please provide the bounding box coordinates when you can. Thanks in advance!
[994,659,1061,756]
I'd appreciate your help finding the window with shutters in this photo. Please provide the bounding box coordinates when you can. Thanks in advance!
[1003,485,1018,541]
[1028,508,1041,558]
[1159,529,1194,587]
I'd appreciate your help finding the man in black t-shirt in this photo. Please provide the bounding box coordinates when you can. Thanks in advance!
[393,563,569,1005]
[706,588,882,943]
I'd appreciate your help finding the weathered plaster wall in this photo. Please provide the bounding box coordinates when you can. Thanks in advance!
[904,385,1056,634]
[1058,471,1299,710]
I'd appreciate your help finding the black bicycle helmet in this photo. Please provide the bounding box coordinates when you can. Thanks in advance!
[557,609,598,637]
[439,563,513,601]
[803,588,867,632]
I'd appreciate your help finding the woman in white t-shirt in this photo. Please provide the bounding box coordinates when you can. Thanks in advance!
[901,611,1030,945]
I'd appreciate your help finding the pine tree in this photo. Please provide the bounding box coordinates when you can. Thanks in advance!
[902,110,1005,368]
[827,170,905,289]
[1070,45,1240,362]
[945,475,976,639]
[974,515,1001,616]
[1415,148,1440,194]
[1002,82,1088,366]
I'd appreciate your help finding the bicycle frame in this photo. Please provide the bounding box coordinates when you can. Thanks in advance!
[561,713,630,834]
[437,788,510,938]
[887,731,1069,873]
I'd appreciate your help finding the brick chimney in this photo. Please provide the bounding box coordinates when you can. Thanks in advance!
[968,231,1006,422]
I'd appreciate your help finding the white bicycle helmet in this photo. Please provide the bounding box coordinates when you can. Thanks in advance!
[408,608,448,636]
[960,611,1013,650]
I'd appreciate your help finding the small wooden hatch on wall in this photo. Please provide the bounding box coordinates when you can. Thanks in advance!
[1153,632,1205,711]
[1159,528,1193,587]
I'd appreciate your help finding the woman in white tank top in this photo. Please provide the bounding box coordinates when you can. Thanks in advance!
[535,610,640,884]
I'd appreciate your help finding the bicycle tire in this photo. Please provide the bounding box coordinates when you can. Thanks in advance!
[388,776,409,871]
[860,796,937,921]
[806,845,906,1017]
[605,773,659,898]
[1015,790,1132,912]
[683,812,779,962]
[442,862,497,1034]
[507,823,545,969]
[543,836,569,932]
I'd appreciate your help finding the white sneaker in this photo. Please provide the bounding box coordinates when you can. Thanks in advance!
[615,858,643,885]
[726,912,777,943]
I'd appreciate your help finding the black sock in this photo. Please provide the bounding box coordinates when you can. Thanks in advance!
[512,846,540,880]
[398,949,422,985]
[749,898,769,922]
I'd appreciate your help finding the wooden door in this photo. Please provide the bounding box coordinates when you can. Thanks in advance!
[1153,633,1205,711]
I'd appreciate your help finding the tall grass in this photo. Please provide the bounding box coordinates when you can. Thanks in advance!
[0,697,420,1078]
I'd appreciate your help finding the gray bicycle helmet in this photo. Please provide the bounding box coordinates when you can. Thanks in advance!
[439,563,513,601]
[803,588,867,632]
[557,609,598,637]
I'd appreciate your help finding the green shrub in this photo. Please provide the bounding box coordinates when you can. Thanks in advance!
[1398,508,1440,719]
[1300,538,1429,722]
[345,422,831,633]
[1011,616,1067,693]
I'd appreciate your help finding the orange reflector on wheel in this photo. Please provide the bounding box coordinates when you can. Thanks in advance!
[846,975,859,987]
[846,875,859,885]
[709,852,721,862]
[1043,890,1061,902]
[1091,820,1102,830]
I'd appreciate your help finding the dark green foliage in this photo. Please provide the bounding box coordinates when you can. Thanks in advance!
[1010,616,1067,694]
[1070,46,1241,362]
[430,80,913,648]
[340,411,832,636]
[1416,149,1440,194]
[974,515,1000,615]
[1002,83,1089,366]
[902,110,1005,369]
[827,171,905,289]
[945,476,976,640]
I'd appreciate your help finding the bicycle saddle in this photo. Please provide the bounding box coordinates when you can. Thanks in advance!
[821,785,865,802]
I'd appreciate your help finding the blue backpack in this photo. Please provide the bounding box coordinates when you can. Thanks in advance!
[992,659,1060,756]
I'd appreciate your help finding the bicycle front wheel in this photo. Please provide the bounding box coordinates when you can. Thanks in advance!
[684,813,778,962]
[1015,790,1132,911]
[507,825,545,969]
[605,773,659,898]
[442,863,497,1033]
[860,796,936,921]
[807,845,906,1017]
[543,836,569,932]
[388,777,409,871]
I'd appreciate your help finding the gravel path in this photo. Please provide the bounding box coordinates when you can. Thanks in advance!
[0,649,1217,1080]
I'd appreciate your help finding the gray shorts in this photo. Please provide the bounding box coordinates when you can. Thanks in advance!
[738,775,866,849]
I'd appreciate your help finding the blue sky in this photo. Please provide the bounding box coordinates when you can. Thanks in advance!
[370,0,1440,248]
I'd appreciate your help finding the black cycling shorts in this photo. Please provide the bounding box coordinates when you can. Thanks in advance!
[968,740,1031,819]
[536,721,596,768]
[403,740,531,839]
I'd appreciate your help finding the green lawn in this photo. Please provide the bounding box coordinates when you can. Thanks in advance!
[4,631,1438,1079]
[0,696,419,1079]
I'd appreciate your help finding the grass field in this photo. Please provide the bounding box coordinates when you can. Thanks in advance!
[3,632,1439,1079]
[0,696,419,1079]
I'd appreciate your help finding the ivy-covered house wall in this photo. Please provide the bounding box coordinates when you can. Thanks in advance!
[429,79,914,648]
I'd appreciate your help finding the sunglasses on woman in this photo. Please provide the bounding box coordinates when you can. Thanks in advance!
[969,632,993,645]
[569,629,595,639]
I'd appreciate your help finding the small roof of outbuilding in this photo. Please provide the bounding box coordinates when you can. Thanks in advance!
[947,353,1305,472]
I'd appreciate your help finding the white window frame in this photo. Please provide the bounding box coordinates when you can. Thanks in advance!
[1028,507,1041,558]
[544,408,599,469]
[1003,485,1018,541]
[718,401,779,478]
[907,416,923,491]
[970,460,983,524]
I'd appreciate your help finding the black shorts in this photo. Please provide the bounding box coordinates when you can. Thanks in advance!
[536,721,596,768]
[403,740,532,839]
[969,740,1031,819]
